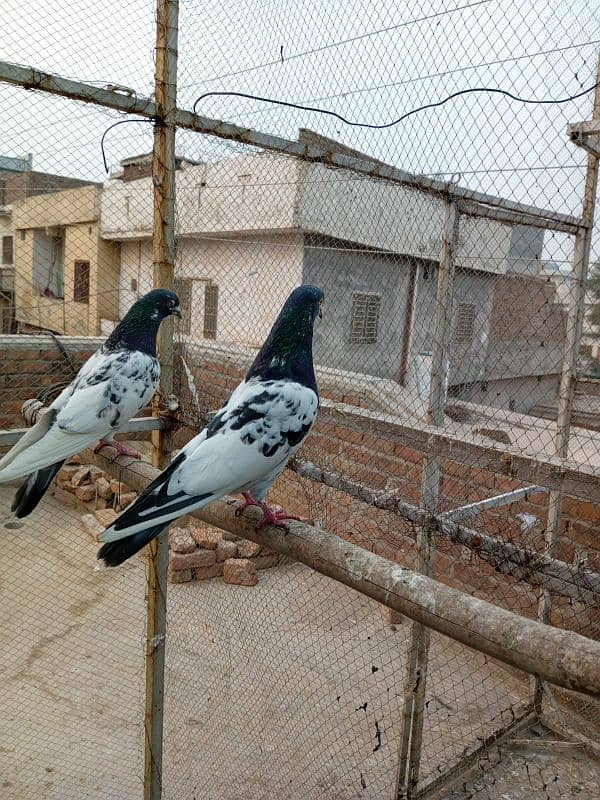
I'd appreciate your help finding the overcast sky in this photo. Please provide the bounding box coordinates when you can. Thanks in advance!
[1,0,599,263]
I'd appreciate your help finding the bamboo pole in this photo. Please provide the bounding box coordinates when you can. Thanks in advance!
[144,3,179,799]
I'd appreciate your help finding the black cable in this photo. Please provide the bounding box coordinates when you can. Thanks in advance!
[101,118,154,173]
[102,80,598,174]
[192,82,599,129]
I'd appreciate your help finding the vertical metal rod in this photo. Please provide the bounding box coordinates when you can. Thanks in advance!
[533,58,600,712]
[395,200,459,799]
[144,2,179,799]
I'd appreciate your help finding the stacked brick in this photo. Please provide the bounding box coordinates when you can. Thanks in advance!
[52,459,137,512]
[167,520,280,585]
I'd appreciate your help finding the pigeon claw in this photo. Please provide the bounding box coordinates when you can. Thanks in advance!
[93,439,142,459]
[236,492,300,531]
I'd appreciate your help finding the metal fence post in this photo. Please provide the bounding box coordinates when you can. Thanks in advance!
[144,1,179,799]
[395,198,459,799]
[533,57,600,712]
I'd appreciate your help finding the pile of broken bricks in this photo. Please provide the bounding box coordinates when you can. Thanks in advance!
[167,521,281,586]
[52,457,138,512]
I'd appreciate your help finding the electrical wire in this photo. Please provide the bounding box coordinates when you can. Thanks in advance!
[192,82,600,129]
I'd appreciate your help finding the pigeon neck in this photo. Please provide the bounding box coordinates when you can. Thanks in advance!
[105,314,161,356]
[247,312,318,393]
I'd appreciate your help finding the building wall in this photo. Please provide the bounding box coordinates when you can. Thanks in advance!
[118,232,304,347]
[13,187,118,335]
[302,235,413,379]
[451,374,559,413]
[297,162,522,275]
[101,155,300,240]
[402,265,496,388]
[0,168,93,207]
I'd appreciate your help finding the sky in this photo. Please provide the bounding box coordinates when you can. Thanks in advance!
[0,0,599,264]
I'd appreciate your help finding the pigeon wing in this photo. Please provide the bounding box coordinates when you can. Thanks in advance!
[0,349,159,481]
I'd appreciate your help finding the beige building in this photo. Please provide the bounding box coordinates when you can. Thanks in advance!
[14,185,119,336]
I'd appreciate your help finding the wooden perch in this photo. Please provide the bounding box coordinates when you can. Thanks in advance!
[289,458,600,609]
[84,445,600,699]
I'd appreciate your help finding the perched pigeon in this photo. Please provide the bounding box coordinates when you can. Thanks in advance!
[97,284,324,567]
[0,289,181,518]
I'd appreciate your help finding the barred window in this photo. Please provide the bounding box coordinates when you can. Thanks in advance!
[204,283,219,339]
[349,292,380,344]
[454,303,476,344]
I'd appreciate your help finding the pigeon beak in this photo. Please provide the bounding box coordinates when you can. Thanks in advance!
[172,305,182,318]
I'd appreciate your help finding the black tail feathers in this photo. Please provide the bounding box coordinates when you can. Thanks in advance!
[97,523,168,567]
[11,460,65,518]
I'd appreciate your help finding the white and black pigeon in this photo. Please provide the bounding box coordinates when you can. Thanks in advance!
[97,284,324,567]
[0,289,181,518]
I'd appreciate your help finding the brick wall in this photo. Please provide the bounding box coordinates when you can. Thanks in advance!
[490,274,567,343]
[0,335,99,431]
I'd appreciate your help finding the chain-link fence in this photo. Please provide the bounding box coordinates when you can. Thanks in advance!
[1,1,600,799]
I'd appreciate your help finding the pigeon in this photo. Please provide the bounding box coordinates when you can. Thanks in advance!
[97,284,324,567]
[0,289,181,518]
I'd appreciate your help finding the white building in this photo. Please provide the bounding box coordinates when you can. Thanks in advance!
[100,140,566,413]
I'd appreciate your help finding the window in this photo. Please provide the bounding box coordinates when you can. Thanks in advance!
[131,278,138,292]
[32,229,64,298]
[73,260,90,303]
[454,303,476,344]
[349,292,380,344]
[0,180,6,206]
[203,284,219,339]
[2,235,13,265]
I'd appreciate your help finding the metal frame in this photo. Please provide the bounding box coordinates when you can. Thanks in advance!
[396,200,460,800]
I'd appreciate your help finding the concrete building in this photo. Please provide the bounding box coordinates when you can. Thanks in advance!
[100,139,566,413]
[13,185,119,336]
[0,154,95,333]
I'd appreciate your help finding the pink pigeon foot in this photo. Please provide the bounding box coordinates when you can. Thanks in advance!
[93,439,141,458]
[236,491,301,530]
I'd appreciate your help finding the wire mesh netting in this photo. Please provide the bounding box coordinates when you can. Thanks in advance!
[1,0,600,799]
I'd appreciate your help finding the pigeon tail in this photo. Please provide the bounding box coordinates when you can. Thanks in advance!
[11,460,65,518]
[98,523,169,567]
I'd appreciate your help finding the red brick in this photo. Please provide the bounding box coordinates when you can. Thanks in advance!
[168,567,193,584]
[192,563,224,581]
[237,539,261,558]
[564,521,598,551]
[170,549,216,570]
[216,539,238,561]
[169,527,197,554]
[190,524,222,549]
[223,558,258,586]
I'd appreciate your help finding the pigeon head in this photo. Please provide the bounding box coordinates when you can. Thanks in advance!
[246,284,324,391]
[105,289,182,355]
